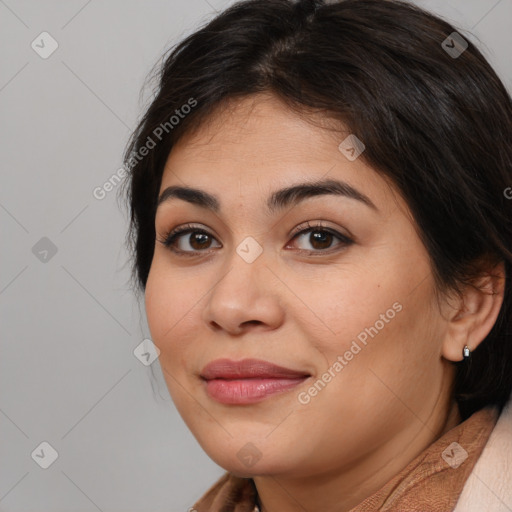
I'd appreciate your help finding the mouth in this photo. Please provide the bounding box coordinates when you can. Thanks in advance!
[200,358,311,405]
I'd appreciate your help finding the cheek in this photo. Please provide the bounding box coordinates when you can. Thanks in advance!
[291,259,442,405]
[311,284,442,427]
[144,261,201,360]
[283,263,399,352]
[145,264,207,413]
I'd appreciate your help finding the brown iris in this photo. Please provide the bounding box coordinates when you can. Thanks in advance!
[309,230,333,250]
[189,232,212,250]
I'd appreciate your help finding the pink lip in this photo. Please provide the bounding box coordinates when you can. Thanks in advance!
[200,358,310,405]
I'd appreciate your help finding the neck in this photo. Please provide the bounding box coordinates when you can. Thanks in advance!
[255,399,461,512]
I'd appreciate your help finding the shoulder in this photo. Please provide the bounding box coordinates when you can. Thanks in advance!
[454,399,512,512]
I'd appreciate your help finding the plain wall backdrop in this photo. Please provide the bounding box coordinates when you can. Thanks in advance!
[1,0,511,510]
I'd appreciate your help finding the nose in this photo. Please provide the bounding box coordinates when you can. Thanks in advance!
[201,248,285,336]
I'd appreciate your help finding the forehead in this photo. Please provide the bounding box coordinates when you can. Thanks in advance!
[167,94,343,169]
[160,93,403,214]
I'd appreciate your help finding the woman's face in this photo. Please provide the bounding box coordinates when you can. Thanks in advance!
[145,93,457,479]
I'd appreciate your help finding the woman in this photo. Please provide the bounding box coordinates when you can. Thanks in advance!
[121,0,512,510]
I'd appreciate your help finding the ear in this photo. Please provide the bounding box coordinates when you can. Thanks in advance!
[442,261,505,362]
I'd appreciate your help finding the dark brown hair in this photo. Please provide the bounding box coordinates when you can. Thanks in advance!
[120,0,512,420]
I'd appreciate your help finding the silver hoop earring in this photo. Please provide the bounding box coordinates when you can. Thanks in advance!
[463,345,471,360]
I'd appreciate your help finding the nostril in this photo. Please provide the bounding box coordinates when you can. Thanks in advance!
[241,320,264,328]
[209,320,223,331]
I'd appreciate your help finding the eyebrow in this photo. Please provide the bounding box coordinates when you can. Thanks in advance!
[156,178,378,213]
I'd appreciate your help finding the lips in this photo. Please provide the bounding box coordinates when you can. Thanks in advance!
[200,358,310,405]
[201,358,309,380]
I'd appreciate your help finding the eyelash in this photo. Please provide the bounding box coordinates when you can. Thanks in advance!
[157,221,354,257]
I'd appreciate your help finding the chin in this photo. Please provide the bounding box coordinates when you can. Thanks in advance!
[203,441,296,478]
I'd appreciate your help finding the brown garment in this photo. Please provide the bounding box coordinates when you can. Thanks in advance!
[192,406,499,512]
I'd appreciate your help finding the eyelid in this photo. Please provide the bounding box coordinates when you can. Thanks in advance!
[157,223,221,251]
[165,222,212,240]
[158,220,354,255]
[289,220,353,241]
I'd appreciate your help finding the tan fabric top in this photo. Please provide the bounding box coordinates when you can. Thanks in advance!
[193,406,499,512]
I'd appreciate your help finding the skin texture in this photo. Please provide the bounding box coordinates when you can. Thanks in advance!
[145,93,505,512]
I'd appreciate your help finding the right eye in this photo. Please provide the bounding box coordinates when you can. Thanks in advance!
[158,224,222,255]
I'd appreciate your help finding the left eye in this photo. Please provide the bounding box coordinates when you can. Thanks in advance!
[288,228,351,252]
[159,224,352,255]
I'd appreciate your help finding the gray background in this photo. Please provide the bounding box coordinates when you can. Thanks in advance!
[1,1,511,511]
